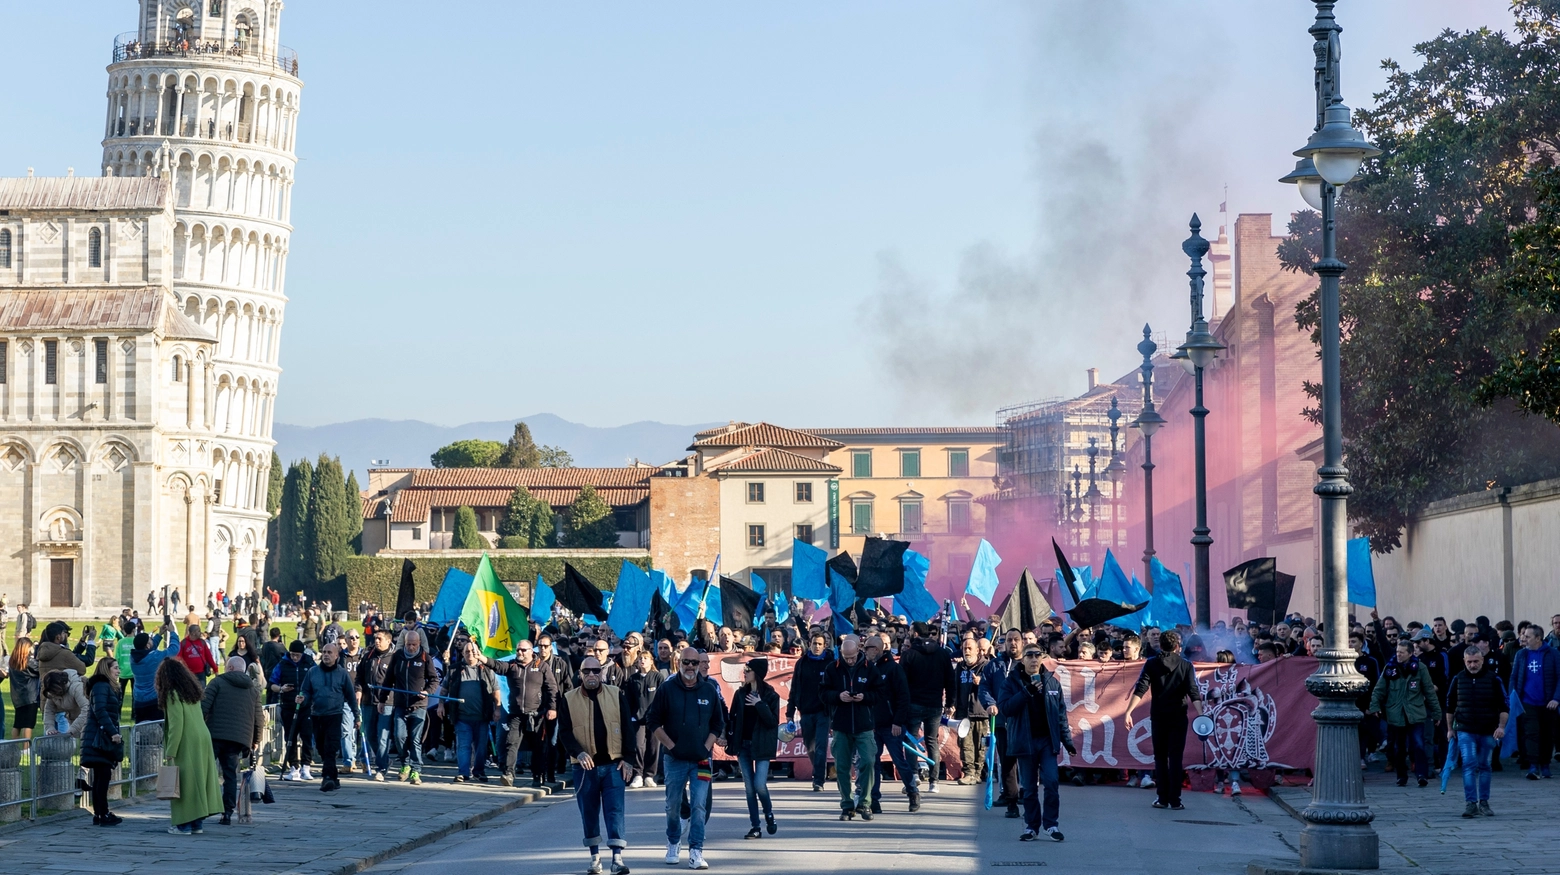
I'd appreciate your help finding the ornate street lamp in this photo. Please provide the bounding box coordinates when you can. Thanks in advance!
[1277,1,1380,868]
[1085,437,1102,568]
[1104,398,1126,560]
[1175,216,1225,629]
[1130,326,1166,586]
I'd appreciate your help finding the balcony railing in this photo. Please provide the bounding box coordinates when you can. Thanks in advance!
[113,32,299,77]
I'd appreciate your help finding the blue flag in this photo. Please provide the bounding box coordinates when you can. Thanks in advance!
[1148,558,1192,628]
[1346,537,1376,607]
[792,539,829,600]
[964,539,1002,605]
[828,568,856,619]
[651,569,677,604]
[700,579,722,625]
[607,561,655,637]
[832,609,854,636]
[896,549,940,623]
[673,578,706,631]
[530,574,555,627]
[948,598,961,623]
[771,589,790,625]
[1096,549,1150,607]
[1113,571,1153,631]
[749,571,767,595]
[583,591,612,626]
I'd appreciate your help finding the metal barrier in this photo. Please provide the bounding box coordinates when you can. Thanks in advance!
[0,703,282,822]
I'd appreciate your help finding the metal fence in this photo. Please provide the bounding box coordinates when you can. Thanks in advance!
[0,704,282,823]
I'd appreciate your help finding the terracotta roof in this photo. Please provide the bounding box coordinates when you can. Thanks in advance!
[694,422,751,439]
[801,427,1004,439]
[0,176,168,211]
[383,485,648,523]
[0,288,211,339]
[709,447,843,474]
[689,422,844,451]
[362,496,388,519]
[408,468,652,489]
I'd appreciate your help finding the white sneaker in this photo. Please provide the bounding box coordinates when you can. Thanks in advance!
[645,777,658,788]
[688,850,708,870]
[588,858,603,875]
[372,771,386,782]
[300,766,314,781]
[1140,777,1155,789]
[664,842,680,865]
[283,768,299,782]
[1128,775,1140,788]
[630,776,644,789]
[927,783,939,794]
[1230,779,1242,797]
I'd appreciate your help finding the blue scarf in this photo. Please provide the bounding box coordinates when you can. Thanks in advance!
[1382,653,1419,680]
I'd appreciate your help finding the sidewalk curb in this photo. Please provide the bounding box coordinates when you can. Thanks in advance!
[1267,786,1307,822]
[325,781,566,875]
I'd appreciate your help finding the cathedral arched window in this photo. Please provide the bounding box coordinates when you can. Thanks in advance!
[0,229,11,268]
[172,354,183,382]
[88,228,102,268]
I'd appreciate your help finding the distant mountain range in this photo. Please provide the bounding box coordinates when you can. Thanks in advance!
[272,414,725,479]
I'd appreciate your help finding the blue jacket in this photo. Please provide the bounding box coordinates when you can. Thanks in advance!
[979,652,1018,712]
[129,629,180,704]
[298,661,360,721]
[996,668,1073,757]
[1509,644,1560,707]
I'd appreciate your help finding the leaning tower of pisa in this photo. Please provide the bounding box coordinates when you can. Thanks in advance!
[103,0,300,601]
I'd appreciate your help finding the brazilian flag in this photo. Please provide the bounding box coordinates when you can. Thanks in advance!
[460,554,528,659]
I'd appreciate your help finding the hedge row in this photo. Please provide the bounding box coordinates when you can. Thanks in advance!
[344,554,649,611]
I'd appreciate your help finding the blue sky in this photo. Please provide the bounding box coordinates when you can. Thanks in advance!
[0,1,1513,428]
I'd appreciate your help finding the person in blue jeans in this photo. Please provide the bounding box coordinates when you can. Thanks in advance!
[559,655,633,875]
[646,646,725,870]
[785,633,833,791]
[1445,647,1508,817]
[439,639,499,783]
[997,644,1075,842]
[355,631,396,780]
[387,629,441,785]
[725,658,780,839]
[1510,625,1560,779]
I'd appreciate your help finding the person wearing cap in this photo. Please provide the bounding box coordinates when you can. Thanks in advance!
[1369,636,1442,786]
[997,641,1074,842]
[1124,630,1205,810]
[37,621,86,680]
[724,658,779,839]
[269,640,316,782]
[202,656,264,824]
[1413,627,1453,768]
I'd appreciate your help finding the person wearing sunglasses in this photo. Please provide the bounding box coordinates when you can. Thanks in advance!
[645,647,724,870]
[558,656,634,875]
[996,645,1075,842]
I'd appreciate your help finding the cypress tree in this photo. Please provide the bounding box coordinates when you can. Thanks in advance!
[344,469,363,553]
[277,458,313,596]
[308,455,351,584]
[497,485,557,548]
[529,500,557,548]
[267,451,285,517]
[496,422,542,468]
[452,505,488,549]
[564,485,618,548]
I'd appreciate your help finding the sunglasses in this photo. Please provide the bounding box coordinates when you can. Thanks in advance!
[679,659,700,666]
[1023,651,1044,658]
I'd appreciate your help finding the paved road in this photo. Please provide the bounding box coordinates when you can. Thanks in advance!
[368,777,1296,875]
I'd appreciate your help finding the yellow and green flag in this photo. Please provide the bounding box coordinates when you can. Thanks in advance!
[460,554,528,659]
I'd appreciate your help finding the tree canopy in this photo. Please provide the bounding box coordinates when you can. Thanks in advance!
[1280,0,1560,550]
[309,455,352,583]
[496,484,555,549]
[452,505,488,550]
[539,445,574,468]
[564,485,620,548]
[497,422,542,468]
[431,439,504,468]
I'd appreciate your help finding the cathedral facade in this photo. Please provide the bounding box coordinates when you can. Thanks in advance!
[0,0,300,614]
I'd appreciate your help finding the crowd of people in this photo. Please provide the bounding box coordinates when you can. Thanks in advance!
[0,587,1552,869]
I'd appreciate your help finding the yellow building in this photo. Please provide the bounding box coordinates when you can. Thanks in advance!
[805,427,1004,603]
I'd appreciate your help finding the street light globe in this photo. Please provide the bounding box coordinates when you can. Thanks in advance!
[1295,102,1380,186]
[1298,179,1325,211]
[1279,157,1326,210]
[1313,151,1368,187]
[1132,405,1167,438]
[1171,346,1195,375]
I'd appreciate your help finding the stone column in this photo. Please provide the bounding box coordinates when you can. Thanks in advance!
[0,741,20,821]
[133,722,164,795]
[252,547,268,600]
[35,733,76,811]
[227,544,240,598]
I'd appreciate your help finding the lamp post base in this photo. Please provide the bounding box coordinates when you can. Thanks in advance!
[1297,651,1378,870]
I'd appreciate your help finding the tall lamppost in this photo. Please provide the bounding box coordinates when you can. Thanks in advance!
[1104,398,1126,559]
[1085,437,1102,568]
[1174,217,1225,629]
[1277,1,1380,868]
[1130,326,1166,586]
[1070,464,1085,556]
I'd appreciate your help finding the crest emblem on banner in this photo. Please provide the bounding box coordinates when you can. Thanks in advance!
[1197,667,1278,769]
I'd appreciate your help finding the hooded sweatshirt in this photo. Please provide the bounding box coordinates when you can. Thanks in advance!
[899,639,957,711]
[130,629,181,704]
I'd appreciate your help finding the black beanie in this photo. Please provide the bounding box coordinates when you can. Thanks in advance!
[748,658,768,682]
[289,640,305,653]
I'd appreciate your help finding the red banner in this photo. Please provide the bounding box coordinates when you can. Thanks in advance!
[700,654,1318,776]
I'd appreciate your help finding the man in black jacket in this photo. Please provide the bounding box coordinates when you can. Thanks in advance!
[356,630,396,781]
[954,637,992,785]
[268,641,316,781]
[786,631,833,791]
[899,622,956,796]
[645,646,724,870]
[497,639,558,787]
[865,634,917,813]
[1445,646,1508,817]
[1124,630,1204,810]
[537,632,575,785]
[385,629,441,785]
[820,634,879,821]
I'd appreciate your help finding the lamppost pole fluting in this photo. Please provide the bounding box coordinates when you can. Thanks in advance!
[1131,325,1166,587]
[1277,1,1380,869]
[1176,217,1223,629]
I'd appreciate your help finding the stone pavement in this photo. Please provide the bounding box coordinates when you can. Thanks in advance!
[0,759,555,875]
[1265,765,1560,874]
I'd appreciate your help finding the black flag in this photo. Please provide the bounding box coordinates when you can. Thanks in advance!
[854,537,908,598]
[720,576,762,633]
[996,568,1052,634]
[826,551,858,585]
[1052,538,1084,606]
[650,589,679,642]
[1223,557,1276,611]
[556,563,609,621]
[1248,571,1297,626]
[1066,596,1144,631]
[394,558,417,619]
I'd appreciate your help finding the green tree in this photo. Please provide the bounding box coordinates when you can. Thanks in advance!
[1477,164,1560,420]
[267,451,284,516]
[496,485,556,548]
[308,455,351,584]
[451,505,489,550]
[539,445,574,468]
[564,484,619,548]
[1280,0,1560,550]
[497,422,542,468]
[277,458,313,595]
[344,469,364,554]
[430,439,504,468]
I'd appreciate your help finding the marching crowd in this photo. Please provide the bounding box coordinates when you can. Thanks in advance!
[0,593,1553,873]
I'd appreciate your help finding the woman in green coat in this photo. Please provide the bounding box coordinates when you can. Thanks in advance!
[156,658,223,834]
